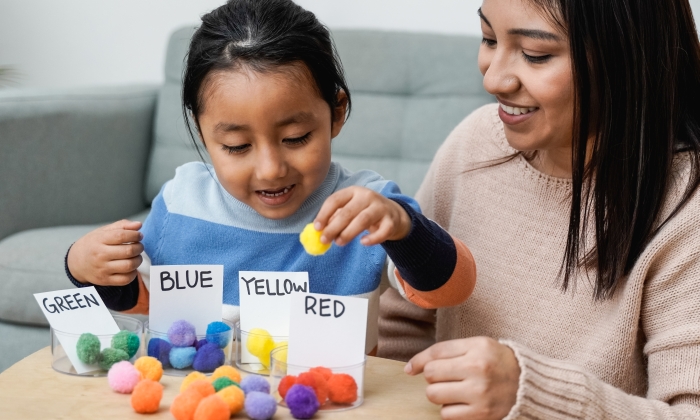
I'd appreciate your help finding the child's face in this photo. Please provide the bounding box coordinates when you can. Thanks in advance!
[197,64,345,219]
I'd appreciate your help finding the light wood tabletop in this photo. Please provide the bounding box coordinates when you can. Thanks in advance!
[0,347,440,419]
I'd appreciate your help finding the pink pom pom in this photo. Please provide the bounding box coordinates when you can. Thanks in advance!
[108,361,142,394]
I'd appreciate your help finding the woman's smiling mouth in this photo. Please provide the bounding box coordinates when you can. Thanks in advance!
[498,101,539,125]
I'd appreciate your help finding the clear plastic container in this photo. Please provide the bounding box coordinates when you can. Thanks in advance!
[144,319,234,376]
[51,314,143,377]
[234,321,288,376]
[269,345,365,411]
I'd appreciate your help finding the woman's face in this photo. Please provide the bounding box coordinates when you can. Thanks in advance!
[478,0,574,174]
[197,64,345,220]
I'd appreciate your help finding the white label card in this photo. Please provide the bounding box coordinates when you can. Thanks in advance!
[287,292,368,369]
[239,271,309,363]
[149,265,224,334]
[34,287,120,374]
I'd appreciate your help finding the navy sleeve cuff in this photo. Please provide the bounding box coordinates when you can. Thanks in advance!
[381,199,457,292]
[65,245,140,311]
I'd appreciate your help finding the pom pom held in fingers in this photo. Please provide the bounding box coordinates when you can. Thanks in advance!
[299,223,331,256]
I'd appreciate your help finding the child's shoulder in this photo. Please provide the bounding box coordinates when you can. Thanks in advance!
[333,162,401,194]
[160,161,215,203]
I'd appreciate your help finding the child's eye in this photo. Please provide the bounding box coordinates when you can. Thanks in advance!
[522,52,552,64]
[283,132,311,146]
[481,37,497,48]
[222,144,250,155]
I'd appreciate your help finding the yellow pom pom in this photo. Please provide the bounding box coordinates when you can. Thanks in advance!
[210,365,241,384]
[217,385,245,415]
[271,341,288,364]
[134,356,163,382]
[299,223,331,256]
[181,371,207,392]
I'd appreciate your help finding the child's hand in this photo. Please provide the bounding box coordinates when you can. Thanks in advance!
[67,220,144,286]
[314,186,411,246]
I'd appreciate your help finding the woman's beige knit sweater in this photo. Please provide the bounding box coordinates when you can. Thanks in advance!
[379,104,700,418]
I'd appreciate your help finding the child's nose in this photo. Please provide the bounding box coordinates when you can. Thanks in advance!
[255,146,289,181]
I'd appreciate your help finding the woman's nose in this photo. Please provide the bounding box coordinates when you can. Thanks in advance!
[255,145,288,181]
[481,50,520,96]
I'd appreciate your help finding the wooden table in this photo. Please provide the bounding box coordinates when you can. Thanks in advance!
[0,347,440,419]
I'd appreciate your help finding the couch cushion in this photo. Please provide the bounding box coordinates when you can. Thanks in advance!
[0,211,149,326]
[144,28,493,201]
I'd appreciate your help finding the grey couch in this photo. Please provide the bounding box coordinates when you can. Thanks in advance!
[0,28,492,371]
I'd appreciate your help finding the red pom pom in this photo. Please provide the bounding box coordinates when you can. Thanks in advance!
[130,379,163,414]
[278,375,297,399]
[327,373,358,404]
[309,366,332,381]
[297,371,328,405]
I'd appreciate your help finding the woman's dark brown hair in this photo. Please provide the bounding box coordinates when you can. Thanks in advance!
[533,0,700,299]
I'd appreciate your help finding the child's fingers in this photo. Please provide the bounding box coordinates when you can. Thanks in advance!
[313,188,355,230]
[105,254,143,275]
[101,228,144,246]
[107,271,140,286]
[106,219,143,231]
[360,218,394,246]
[331,206,383,246]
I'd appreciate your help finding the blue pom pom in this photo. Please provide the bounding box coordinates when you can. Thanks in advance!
[205,321,231,348]
[147,337,172,368]
[241,374,270,395]
[192,342,225,372]
[285,384,320,419]
[168,320,196,347]
[244,391,277,420]
[195,338,208,350]
[169,346,196,369]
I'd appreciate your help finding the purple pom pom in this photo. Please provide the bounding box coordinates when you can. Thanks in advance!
[285,384,320,419]
[192,342,225,372]
[244,391,277,420]
[241,374,270,395]
[167,320,196,347]
[146,337,172,368]
[195,338,208,350]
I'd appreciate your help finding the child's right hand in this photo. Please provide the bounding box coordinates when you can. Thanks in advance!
[66,220,144,287]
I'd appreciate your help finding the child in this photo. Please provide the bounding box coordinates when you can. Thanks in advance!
[65,0,476,354]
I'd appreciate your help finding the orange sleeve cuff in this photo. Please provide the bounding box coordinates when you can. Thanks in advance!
[395,237,476,309]
[121,273,149,315]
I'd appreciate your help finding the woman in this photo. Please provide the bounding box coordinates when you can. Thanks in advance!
[379,0,700,418]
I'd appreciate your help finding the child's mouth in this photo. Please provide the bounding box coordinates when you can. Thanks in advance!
[255,184,296,206]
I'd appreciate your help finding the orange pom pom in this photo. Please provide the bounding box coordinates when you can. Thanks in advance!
[309,366,332,381]
[327,373,358,404]
[170,388,205,420]
[297,371,328,405]
[134,356,163,382]
[210,365,242,383]
[181,371,208,392]
[278,375,297,399]
[217,385,245,415]
[193,394,230,420]
[130,379,163,414]
[188,379,216,398]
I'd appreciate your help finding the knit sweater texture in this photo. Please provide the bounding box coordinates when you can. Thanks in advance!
[379,104,700,418]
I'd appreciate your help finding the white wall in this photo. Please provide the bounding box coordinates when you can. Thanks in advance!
[1,0,699,89]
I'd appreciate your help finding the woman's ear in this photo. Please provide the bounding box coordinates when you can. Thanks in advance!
[330,90,349,139]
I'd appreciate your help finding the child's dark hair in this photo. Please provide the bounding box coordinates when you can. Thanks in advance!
[182,0,351,147]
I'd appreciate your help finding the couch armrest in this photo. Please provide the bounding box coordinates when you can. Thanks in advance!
[0,85,158,241]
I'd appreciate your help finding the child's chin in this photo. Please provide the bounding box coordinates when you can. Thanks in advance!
[254,204,301,220]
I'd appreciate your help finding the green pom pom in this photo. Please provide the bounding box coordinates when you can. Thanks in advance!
[98,347,129,370]
[111,330,140,358]
[76,333,101,365]
[212,376,238,392]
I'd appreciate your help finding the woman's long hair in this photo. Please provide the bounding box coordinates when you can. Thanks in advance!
[533,0,700,299]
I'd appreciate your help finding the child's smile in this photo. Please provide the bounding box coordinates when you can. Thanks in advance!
[196,63,346,219]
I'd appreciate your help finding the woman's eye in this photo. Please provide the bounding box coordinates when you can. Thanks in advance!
[284,132,311,146]
[522,52,552,64]
[222,144,250,155]
[481,37,497,48]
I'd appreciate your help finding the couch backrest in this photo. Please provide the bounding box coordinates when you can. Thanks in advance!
[144,27,493,202]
